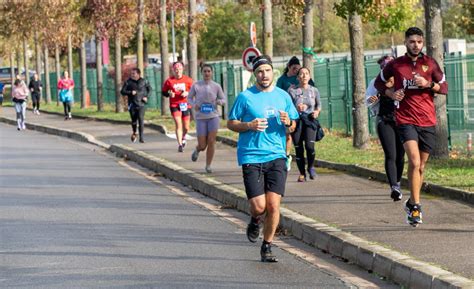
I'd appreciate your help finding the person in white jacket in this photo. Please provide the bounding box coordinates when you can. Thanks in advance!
[366,55,405,202]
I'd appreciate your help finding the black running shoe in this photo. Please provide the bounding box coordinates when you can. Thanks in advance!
[390,185,402,202]
[260,243,278,262]
[404,199,422,226]
[246,221,260,243]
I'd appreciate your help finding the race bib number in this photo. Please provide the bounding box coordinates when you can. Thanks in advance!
[200,103,213,114]
[265,108,276,118]
[179,102,188,112]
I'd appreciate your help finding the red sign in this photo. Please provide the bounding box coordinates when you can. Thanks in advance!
[242,47,261,71]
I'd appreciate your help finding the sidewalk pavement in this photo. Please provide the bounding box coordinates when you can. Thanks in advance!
[1,107,473,289]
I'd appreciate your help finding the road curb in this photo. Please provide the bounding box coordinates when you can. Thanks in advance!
[28,110,473,204]
[2,116,473,288]
[216,135,473,205]
[107,144,474,289]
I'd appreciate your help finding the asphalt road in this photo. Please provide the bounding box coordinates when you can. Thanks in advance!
[0,124,399,288]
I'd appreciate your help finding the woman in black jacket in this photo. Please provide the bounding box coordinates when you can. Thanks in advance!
[120,68,151,143]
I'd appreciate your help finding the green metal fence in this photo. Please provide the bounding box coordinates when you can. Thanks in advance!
[42,53,473,149]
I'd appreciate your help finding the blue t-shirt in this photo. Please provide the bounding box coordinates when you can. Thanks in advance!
[228,85,299,165]
[0,82,4,95]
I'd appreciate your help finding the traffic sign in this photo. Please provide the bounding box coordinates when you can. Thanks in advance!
[249,22,257,48]
[242,47,261,72]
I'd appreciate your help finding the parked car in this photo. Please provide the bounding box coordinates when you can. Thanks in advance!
[0,67,35,84]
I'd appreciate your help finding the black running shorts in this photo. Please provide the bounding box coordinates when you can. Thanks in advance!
[241,158,287,200]
[398,124,435,154]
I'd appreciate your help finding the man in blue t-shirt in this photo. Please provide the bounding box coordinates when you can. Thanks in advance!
[227,55,298,262]
[0,81,5,106]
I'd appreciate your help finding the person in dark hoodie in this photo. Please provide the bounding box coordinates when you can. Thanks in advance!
[29,73,42,115]
[121,68,151,143]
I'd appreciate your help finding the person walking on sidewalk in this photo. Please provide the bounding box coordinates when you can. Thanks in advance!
[227,55,298,262]
[188,64,226,173]
[58,71,75,120]
[288,67,322,182]
[375,27,448,226]
[12,79,29,130]
[29,73,42,115]
[121,68,151,143]
[162,62,194,152]
[366,55,405,202]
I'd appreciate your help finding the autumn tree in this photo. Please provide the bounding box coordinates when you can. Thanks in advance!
[425,0,448,158]
[334,0,371,149]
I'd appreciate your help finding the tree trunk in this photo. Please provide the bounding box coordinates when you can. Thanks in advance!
[318,0,326,49]
[188,0,198,80]
[262,0,273,58]
[160,0,170,115]
[114,30,123,113]
[143,38,148,68]
[425,0,448,158]
[34,31,41,83]
[55,44,61,106]
[348,13,369,149]
[96,35,104,111]
[302,0,314,77]
[10,52,15,86]
[67,34,74,102]
[137,0,144,73]
[67,34,74,81]
[23,39,28,83]
[16,49,21,78]
[80,36,87,109]
[43,45,51,104]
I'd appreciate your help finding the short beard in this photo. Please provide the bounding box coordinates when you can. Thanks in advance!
[407,49,419,57]
[257,82,271,89]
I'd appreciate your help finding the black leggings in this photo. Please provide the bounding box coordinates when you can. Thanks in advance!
[63,102,71,116]
[32,93,40,110]
[377,117,405,187]
[130,106,145,138]
[291,120,317,176]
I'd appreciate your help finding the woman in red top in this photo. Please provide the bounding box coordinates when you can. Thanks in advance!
[162,62,194,152]
[58,71,75,120]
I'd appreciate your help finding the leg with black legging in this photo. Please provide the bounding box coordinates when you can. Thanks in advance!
[129,107,139,134]
[377,118,401,187]
[63,102,68,117]
[32,93,40,111]
[394,125,405,183]
[304,125,317,174]
[137,106,145,141]
[291,120,306,178]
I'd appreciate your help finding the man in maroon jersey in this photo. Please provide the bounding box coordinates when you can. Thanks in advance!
[375,27,448,226]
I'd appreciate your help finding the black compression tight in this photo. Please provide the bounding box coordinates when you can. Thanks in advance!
[63,102,71,116]
[292,121,317,176]
[377,117,405,187]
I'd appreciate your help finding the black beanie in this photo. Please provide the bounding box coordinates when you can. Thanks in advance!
[252,55,273,72]
[288,56,300,67]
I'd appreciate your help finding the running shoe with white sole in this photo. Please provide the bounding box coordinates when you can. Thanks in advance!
[404,199,422,227]
[191,148,199,162]
[391,185,403,202]
[246,219,260,243]
[260,243,278,262]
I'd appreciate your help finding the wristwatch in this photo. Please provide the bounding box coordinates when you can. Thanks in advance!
[285,120,293,127]
[430,81,436,89]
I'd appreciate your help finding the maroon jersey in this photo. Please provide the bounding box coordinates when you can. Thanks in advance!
[374,53,448,127]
